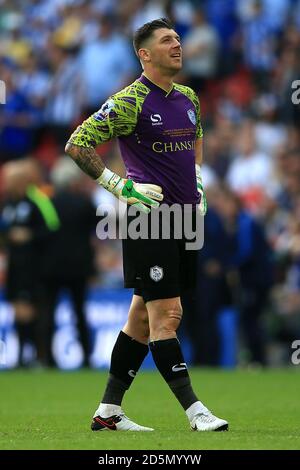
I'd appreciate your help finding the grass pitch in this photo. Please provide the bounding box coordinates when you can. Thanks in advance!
[0,368,299,450]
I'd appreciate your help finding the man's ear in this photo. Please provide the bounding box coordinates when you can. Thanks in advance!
[139,48,151,63]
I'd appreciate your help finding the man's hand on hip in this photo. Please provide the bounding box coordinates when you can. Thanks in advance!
[97,168,163,213]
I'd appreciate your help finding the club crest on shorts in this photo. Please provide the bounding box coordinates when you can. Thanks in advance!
[187,109,196,125]
[150,265,164,282]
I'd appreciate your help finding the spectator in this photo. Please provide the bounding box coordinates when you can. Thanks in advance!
[0,159,57,367]
[0,63,38,162]
[211,185,273,366]
[79,14,137,113]
[40,157,97,367]
[44,43,85,151]
[226,120,277,213]
[183,9,219,92]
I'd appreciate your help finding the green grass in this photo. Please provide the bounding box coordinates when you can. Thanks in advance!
[0,368,299,450]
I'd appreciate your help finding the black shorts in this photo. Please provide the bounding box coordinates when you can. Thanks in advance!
[122,208,199,303]
[5,256,40,303]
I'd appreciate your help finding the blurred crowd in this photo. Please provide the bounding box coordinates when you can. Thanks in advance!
[1,0,300,367]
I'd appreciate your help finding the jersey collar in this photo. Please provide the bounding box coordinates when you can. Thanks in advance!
[139,74,174,97]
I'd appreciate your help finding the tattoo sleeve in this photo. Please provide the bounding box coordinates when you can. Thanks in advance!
[65,143,105,180]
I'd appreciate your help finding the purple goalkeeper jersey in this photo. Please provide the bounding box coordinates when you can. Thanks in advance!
[68,74,203,206]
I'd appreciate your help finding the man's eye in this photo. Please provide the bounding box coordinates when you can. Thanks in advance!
[162,37,180,44]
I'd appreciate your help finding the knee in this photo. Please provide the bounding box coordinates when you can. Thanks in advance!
[151,304,183,339]
[125,308,150,343]
[163,305,183,331]
[138,310,150,341]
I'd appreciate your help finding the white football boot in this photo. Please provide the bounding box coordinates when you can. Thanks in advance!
[91,404,154,431]
[187,401,229,432]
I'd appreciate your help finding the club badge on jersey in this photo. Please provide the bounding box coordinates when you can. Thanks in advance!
[187,109,196,125]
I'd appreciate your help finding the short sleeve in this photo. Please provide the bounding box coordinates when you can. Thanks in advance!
[192,91,203,139]
[68,90,139,148]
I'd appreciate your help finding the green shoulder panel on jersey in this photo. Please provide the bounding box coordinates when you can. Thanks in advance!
[173,83,203,139]
[68,80,151,148]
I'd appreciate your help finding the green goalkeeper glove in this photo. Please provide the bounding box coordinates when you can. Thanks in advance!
[195,164,207,216]
[97,168,163,213]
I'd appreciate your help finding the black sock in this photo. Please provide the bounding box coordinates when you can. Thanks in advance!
[149,338,198,410]
[15,320,36,366]
[102,331,149,406]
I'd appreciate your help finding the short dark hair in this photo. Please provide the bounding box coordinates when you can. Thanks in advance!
[133,18,174,55]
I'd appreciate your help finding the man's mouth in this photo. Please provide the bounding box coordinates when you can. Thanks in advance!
[170,53,181,58]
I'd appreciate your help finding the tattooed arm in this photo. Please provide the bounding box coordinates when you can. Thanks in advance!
[65,92,163,211]
[65,142,163,213]
[65,143,105,180]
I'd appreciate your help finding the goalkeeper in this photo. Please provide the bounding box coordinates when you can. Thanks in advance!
[65,18,227,432]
